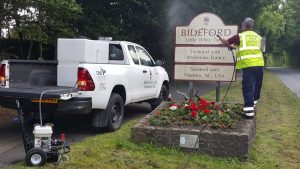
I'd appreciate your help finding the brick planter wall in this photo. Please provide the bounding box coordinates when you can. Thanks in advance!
[131,102,256,158]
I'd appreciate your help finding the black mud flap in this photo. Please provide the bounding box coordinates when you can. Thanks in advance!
[92,109,108,128]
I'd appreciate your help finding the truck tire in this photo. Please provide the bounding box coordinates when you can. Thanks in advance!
[106,93,124,132]
[25,148,47,166]
[150,84,169,110]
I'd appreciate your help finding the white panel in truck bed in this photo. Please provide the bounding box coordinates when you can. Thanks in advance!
[57,38,109,87]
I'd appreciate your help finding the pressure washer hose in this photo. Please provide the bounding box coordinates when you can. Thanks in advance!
[181,47,237,169]
[220,48,237,106]
[39,89,74,126]
[38,81,78,126]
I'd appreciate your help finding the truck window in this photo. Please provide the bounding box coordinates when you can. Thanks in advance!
[127,45,140,65]
[136,46,154,66]
[109,44,124,60]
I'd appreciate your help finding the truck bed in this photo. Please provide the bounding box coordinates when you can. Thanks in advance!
[0,59,77,99]
[0,60,92,115]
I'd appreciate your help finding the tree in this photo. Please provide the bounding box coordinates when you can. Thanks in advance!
[283,0,300,66]
[1,0,82,59]
[1,0,299,66]
[256,0,299,66]
[75,0,167,61]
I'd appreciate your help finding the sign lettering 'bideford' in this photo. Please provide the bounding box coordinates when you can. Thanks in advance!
[174,12,238,82]
[176,13,237,45]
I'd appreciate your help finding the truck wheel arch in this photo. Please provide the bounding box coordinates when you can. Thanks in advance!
[111,85,126,103]
[156,80,169,98]
[92,86,126,129]
[150,83,169,110]
[162,81,169,92]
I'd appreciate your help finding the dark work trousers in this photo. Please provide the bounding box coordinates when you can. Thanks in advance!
[241,66,264,108]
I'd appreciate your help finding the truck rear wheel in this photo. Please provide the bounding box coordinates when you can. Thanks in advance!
[106,93,124,132]
[150,84,169,110]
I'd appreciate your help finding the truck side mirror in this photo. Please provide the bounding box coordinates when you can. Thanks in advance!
[156,60,163,66]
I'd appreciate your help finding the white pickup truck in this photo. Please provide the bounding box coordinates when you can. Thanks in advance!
[0,38,169,131]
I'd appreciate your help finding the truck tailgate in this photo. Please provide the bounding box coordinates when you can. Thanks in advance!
[0,86,92,115]
[0,86,77,99]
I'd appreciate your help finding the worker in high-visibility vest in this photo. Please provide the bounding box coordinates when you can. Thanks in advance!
[218,17,264,118]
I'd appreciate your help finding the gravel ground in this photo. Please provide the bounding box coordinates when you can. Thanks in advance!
[0,107,17,126]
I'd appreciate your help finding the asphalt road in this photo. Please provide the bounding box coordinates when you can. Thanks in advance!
[267,67,300,98]
[0,81,220,168]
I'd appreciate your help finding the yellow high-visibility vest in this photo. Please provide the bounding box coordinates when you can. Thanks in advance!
[236,31,264,69]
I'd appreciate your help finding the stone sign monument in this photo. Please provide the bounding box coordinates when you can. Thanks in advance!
[131,14,256,158]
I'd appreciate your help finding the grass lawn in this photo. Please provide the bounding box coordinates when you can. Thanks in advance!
[9,71,300,169]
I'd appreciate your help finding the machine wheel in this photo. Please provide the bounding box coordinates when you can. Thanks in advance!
[150,85,169,110]
[106,93,124,132]
[25,148,47,166]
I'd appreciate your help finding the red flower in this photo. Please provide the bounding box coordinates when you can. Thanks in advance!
[184,104,190,109]
[191,111,197,117]
[171,103,179,107]
[198,105,204,112]
[204,109,211,115]
[156,111,160,116]
[200,98,209,109]
[200,98,208,105]
[214,104,220,109]
[190,103,197,111]
[169,104,179,110]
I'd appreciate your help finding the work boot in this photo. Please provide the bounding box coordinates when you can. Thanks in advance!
[243,107,255,119]
[254,100,258,108]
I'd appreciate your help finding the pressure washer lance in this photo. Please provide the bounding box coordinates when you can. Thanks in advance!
[217,35,237,106]
[24,89,72,166]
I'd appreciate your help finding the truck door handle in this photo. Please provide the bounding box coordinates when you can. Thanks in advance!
[143,70,147,73]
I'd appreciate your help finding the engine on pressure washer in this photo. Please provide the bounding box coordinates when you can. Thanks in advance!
[33,125,53,151]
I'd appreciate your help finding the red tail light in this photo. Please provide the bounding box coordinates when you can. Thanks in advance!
[0,64,6,86]
[77,67,95,91]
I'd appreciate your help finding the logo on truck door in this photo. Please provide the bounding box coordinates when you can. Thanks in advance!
[144,70,157,89]
[96,67,106,76]
[96,67,107,91]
